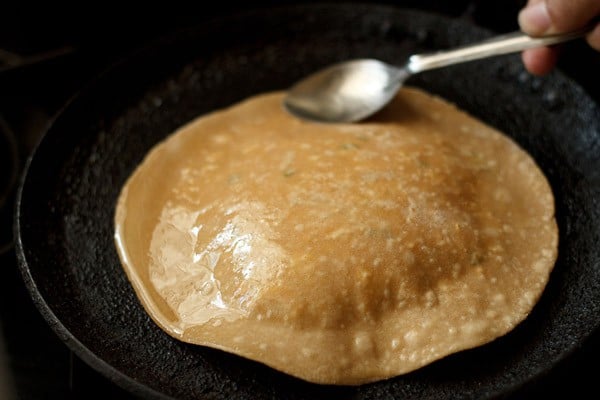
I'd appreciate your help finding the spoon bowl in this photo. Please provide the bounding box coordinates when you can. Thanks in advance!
[284,60,408,123]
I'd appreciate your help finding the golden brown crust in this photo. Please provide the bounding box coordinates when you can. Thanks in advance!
[114,88,557,385]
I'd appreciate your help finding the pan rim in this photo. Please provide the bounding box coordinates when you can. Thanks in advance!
[14,153,174,400]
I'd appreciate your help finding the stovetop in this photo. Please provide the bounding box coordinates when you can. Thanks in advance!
[1,1,599,399]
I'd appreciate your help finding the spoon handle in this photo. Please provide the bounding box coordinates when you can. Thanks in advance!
[406,28,590,74]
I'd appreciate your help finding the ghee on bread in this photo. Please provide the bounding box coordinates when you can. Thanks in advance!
[114,88,558,385]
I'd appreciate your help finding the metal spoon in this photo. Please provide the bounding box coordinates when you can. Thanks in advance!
[284,29,589,123]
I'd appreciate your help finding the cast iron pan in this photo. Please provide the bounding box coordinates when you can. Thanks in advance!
[15,4,600,399]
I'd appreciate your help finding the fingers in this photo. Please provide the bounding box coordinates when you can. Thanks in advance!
[519,0,600,35]
[519,0,600,75]
[589,23,600,51]
[519,0,552,35]
[522,47,560,75]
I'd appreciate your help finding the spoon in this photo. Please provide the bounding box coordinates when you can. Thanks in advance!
[284,29,589,123]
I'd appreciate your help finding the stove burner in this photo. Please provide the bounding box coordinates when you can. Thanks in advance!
[0,115,19,254]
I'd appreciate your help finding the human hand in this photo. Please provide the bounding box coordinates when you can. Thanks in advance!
[519,0,600,75]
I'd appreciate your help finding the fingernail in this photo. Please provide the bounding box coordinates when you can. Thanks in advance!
[518,2,552,35]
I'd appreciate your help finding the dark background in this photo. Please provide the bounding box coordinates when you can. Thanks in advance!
[1,1,599,398]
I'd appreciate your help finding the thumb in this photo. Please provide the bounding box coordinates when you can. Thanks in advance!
[519,0,600,35]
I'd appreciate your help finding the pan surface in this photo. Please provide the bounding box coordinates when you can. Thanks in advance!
[15,4,600,399]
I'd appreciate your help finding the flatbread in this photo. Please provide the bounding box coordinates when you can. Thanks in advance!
[114,87,558,385]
